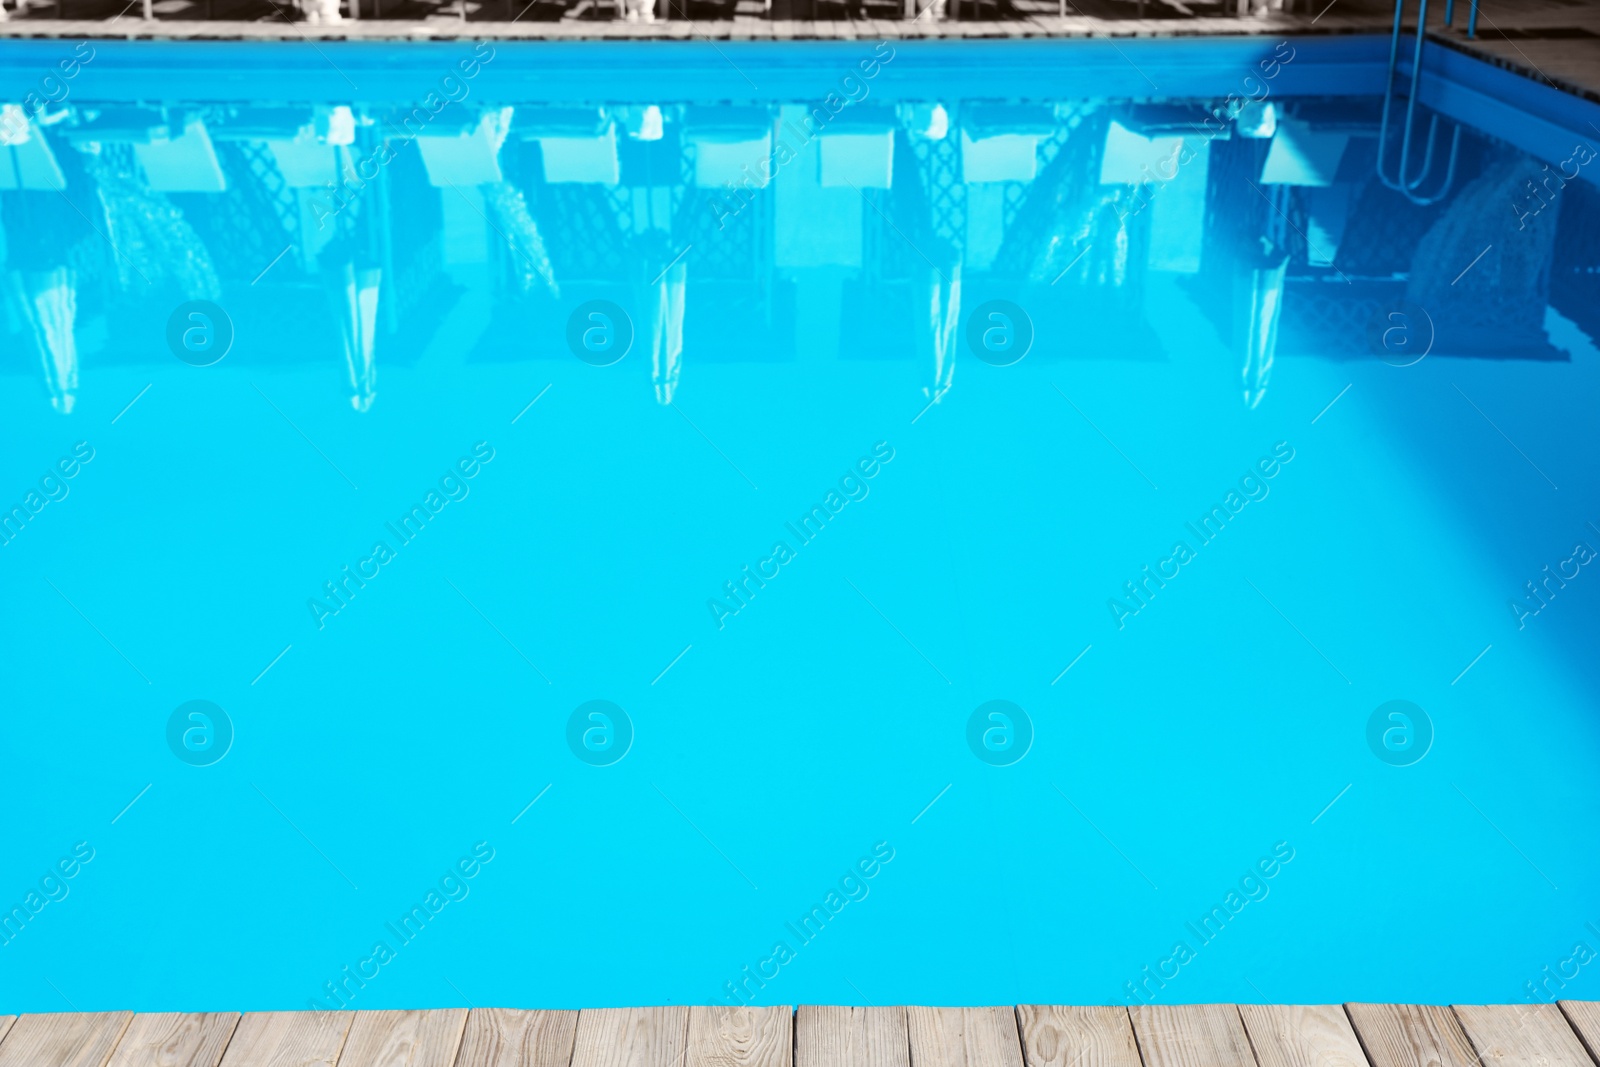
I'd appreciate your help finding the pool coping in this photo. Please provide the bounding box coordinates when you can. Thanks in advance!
[2,8,1591,113]
[0,11,1396,41]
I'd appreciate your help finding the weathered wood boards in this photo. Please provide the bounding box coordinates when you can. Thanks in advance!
[0,1004,1596,1067]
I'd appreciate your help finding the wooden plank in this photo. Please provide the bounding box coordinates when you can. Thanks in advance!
[1017,1007,1139,1067]
[796,1007,907,1067]
[0,1019,14,1046]
[1559,1003,1600,1063]
[905,1008,1024,1067]
[570,1009,689,1067]
[336,1010,469,1067]
[1239,1006,1366,1067]
[1453,1005,1593,1067]
[687,1007,791,1067]
[108,1014,239,1067]
[0,1013,134,1067]
[1128,1005,1255,1067]
[1346,1004,1477,1067]
[215,1013,352,1067]
[454,1010,579,1067]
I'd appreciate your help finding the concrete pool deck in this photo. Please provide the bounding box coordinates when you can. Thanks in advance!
[2,1003,1599,1067]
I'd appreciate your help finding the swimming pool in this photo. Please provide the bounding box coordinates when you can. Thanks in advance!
[2,32,1599,1014]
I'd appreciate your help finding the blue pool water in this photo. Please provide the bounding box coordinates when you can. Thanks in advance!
[2,33,1600,1013]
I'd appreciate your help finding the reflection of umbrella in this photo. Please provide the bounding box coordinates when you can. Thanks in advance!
[920,262,960,406]
[647,260,686,405]
[310,131,388,413]
[873,124,963,404]
[337,263,380,412]
[11,269,78,414]
[1236,237,1287,410]
[631,167,684,404]
[1,123,92,414]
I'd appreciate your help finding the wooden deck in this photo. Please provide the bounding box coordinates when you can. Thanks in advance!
[2,1004,1599,1067]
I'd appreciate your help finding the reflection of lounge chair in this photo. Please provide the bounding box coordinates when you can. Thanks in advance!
[616,106,664,144]
[684,106,773,190]
[212,104,350,193]
[59,109,225,297]
[818,106,896,189]
[63,106,168,146]
[209,106,320,142]
[1261,119,1350,187]
[836,118,963,397]
[960,104,1054,184]
[211,106,386,279]
[960,104,1056,269]
[207,109,332,248]
[0,113,66,191]
[773,103,860,270]
[417,108,515,187]
[62,108,227,192]
[1099,119,1184,186]
[266,138,338,189]
[987,108,1139,285]
[515,108,620,186]
[975,108,1166,360]
[1097,116,1212,273]
[135,119,228,193]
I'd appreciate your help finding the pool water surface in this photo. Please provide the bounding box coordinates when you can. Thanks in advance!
[1,34,1599,1013]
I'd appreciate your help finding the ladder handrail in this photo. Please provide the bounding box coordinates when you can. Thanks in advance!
[1376,0,1462,206]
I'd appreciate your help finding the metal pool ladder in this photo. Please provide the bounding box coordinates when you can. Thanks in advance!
[1377,0,1463,206]
[1443,0,1481,39]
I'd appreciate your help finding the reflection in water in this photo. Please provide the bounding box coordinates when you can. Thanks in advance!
[645,251,686,405]
[3,117,86,414]
[481,181,557,298]
[919,262,959,408]
[1408,155,1561,357]
[1,94,1595,414]
[337,263,380,412]
[80,142,221,296]
[1237,236,1287,411]
[12,267,77,413]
